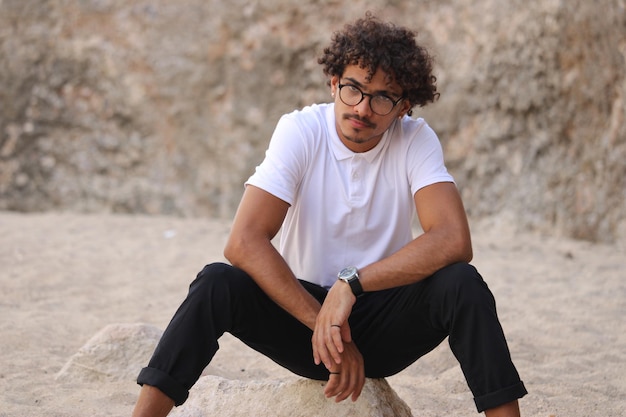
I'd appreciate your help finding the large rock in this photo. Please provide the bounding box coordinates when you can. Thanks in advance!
[55,323,162,383]
[170,376,413,417]
[1,0,624,243]
[57,323,413,416]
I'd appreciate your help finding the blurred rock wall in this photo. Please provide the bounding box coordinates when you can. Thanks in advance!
[1,0,624,243]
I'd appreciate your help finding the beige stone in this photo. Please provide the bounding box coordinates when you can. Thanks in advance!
[170,376,413,417]
[56,322,413,416]
[55,323,162,383]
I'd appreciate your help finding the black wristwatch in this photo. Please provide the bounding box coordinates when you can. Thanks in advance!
[338,266,364,297]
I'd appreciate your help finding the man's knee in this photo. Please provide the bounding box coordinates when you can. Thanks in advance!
[431,262,492,304]
[433,262,480,283]
[190,262,255,298]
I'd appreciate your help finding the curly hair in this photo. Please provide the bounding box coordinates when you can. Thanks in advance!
[318,13,439,113]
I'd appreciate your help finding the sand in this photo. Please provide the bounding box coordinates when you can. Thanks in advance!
[1,211,624,416]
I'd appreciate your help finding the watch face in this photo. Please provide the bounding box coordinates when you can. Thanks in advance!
[338,266,358,280]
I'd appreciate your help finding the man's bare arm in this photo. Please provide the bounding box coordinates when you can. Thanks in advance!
[223,185,321,330]
[359,181,472,291]
[226,185,365,402]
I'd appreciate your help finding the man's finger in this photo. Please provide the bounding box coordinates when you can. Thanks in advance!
[351,363,365,402]
[313,329,340,369]
[324,334,342,367]
[324,371,342,398]
[334,361,356,402]
[312,336,320,365]
[330,326,345,355]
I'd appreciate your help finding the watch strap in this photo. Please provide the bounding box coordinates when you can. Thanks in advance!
[348,274,364,297]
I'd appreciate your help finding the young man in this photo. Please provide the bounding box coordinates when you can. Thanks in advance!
[132,13,527,417]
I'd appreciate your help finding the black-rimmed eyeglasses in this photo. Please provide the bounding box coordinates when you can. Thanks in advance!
[337,83,404,116]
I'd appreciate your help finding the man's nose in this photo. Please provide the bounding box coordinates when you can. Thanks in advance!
[354,95,373,117]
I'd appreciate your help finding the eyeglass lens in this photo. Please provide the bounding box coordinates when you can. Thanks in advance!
[339,84,395,115]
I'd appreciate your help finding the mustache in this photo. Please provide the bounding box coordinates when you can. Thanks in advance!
[343,114,375,128]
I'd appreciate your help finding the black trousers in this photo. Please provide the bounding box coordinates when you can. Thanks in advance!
[137,262,527,412]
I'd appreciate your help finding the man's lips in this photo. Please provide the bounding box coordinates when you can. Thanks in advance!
[344,115,374,129]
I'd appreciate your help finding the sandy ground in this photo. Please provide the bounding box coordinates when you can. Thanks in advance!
[1,211,625,417]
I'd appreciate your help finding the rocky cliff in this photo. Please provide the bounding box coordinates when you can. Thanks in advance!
[1,0,624,243]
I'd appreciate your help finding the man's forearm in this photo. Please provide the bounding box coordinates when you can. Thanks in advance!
[359,182,472,292]
[359,226,472,292]
[225,237,321,330]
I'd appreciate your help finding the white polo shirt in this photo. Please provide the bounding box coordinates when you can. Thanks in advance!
[246,103,454,288]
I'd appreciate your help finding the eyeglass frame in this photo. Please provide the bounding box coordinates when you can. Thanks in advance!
[337,83,405,116]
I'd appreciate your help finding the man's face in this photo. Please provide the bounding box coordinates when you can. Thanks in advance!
[331,64,410,153]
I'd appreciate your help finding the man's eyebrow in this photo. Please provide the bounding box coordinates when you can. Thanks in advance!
[342,77,401,98]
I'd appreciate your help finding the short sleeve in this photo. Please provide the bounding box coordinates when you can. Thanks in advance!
[245,113,309,206]
[406,121,454,196]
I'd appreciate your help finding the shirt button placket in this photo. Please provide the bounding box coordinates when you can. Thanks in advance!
[350,156,366,203]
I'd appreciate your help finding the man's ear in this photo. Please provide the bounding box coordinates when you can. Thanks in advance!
[399,100,412,118]
[330,76,339,96]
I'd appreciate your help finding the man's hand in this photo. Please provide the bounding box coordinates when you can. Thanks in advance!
[324,341,365,402]
[312,281,356,369]
[312,281,364,402]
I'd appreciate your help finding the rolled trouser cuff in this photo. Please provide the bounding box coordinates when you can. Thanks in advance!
[474,381,528,412]
[137,366,189,407]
